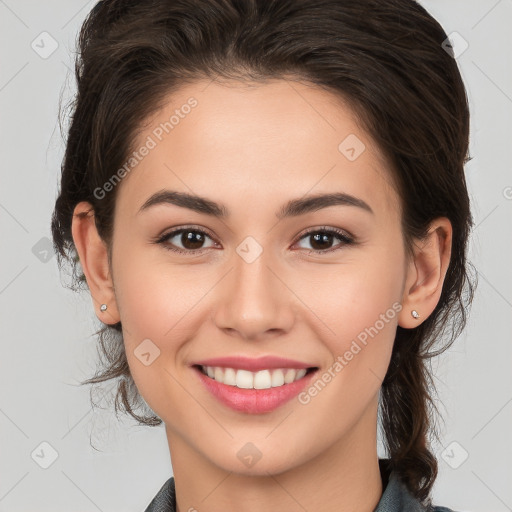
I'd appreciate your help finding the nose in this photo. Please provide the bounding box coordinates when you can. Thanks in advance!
[212,251,295,341]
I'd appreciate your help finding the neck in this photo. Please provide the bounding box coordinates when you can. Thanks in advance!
[166,400,384,512]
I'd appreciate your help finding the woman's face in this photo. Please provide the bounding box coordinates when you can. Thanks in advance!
[110,78,410,474]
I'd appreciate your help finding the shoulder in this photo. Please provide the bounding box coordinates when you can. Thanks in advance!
[144,477,176,512]
[376,461,458,512]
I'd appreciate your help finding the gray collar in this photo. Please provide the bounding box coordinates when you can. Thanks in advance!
[375,470,430,512]
[144,459,435,512]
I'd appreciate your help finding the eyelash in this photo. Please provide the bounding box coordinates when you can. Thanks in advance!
[153,225,355,256]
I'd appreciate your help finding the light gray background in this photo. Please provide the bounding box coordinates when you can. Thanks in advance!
[1,1,511,511]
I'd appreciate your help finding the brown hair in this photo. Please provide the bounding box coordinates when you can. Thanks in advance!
[51,0,476,504]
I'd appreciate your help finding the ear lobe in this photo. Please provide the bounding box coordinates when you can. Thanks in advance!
[398,218,452,329]
[71,201,120,324]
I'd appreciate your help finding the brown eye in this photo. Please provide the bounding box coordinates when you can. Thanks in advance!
[295,227,354,254]
[157,228,216,254]
[179,230,207,250]
[155,225,354,256]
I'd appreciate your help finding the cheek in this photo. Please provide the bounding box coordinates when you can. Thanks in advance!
[305,250,404,344]
[306,247,404,394]
[112,242,204,341]
[112,255,195,415]
[111,248,218,407]
[296,276,400,435]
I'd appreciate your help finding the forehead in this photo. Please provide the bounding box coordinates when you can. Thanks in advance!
[117,78,400,220]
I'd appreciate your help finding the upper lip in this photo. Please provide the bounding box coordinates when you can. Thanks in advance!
[192,355,317,372]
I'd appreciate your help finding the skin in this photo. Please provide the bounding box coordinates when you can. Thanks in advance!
[72,78,452,512]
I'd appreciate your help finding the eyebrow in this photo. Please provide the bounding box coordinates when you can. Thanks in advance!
[138,190,374,218]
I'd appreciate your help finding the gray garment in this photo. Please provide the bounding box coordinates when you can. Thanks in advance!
[144,459,456,512]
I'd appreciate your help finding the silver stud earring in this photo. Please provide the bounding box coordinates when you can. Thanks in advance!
[100,304,108,312]
[411,310,420,319]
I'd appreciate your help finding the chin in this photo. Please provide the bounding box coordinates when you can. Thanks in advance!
[206,445,308,478]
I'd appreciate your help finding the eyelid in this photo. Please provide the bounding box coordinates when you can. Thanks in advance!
[156,224,217,242]
[154,224,355,255]
[154,224,219,253]
[296,225,354,243]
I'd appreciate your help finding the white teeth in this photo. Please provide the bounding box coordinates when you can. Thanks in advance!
[254,370,271,389]
[284,368,296,384]
[223,367,237,386]
[201,366,310,389]
[296,369,307,380]
[214,367,223,382]
[271,369,285,387]
[236,369,254,389]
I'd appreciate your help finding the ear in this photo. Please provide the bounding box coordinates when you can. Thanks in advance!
[398,217,452,329]
[71,201,120,324]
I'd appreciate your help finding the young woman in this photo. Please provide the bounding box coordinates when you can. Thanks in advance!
[51,0,475,510]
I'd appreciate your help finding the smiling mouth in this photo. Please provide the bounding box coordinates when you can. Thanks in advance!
[193,364,318,390]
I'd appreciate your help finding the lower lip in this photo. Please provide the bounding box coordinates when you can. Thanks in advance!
[193,366,317,414]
